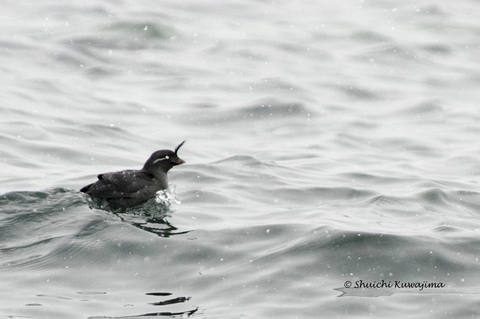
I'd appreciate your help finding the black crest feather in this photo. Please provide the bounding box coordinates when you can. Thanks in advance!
[175,140,186,155]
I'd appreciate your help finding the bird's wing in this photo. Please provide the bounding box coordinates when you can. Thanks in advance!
[90,170,153,199]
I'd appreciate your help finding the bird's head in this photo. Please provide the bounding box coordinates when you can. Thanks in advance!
[143,140,186,177]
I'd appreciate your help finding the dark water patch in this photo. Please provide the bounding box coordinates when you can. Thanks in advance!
[361,43,426,65]
[421,44,452,55]
[416,4,448,16]
[415,188,464,213]
[2,121,50,141]
[183,100,313,127]
[188,102,219,109]
[342,172,410,186]
[80,123,133,138]
[247,77,304,93]
[322,104,350,114]
[106,21,173,41]
[84,65,123,78]
[369,194,415,208]
[0,39,35,52]
[348,119,379,130]
[336,85,379,100]
[350,30,391,43]
[239,100,312,118]
[396,100,446,117]
[233,47,269,62]
[77,291,107,295]
[433,225,465,235]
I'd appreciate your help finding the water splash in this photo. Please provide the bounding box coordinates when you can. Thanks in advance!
[117,184,186,237]
[117,184,181,219]
[155,184,181,206]
[83,184,181,214]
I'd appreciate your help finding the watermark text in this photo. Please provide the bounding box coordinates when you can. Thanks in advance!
[344,279,446,291]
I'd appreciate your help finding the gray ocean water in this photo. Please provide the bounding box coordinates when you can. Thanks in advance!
[2,0,480,318]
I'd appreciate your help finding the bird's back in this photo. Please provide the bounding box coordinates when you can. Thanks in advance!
[81,169,165,209]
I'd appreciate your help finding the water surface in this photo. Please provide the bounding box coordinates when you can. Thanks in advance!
[2,0,480,318]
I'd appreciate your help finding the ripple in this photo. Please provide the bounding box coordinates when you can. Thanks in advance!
[87,292,197,319]
[0,188,104,270]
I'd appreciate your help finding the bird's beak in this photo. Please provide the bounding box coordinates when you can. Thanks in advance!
[173,140,186,165]
[174,157,185,165]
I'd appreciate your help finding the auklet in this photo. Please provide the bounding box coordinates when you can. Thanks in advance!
[81,140,185,210]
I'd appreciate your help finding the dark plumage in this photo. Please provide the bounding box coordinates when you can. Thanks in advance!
[81,141,185,210]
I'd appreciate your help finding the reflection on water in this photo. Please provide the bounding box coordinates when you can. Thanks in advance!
[115,211,191,238]
[88,292,198,319]
[83,183,188,237]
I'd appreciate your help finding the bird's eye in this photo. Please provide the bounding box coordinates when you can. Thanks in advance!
[165,155,169,159]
